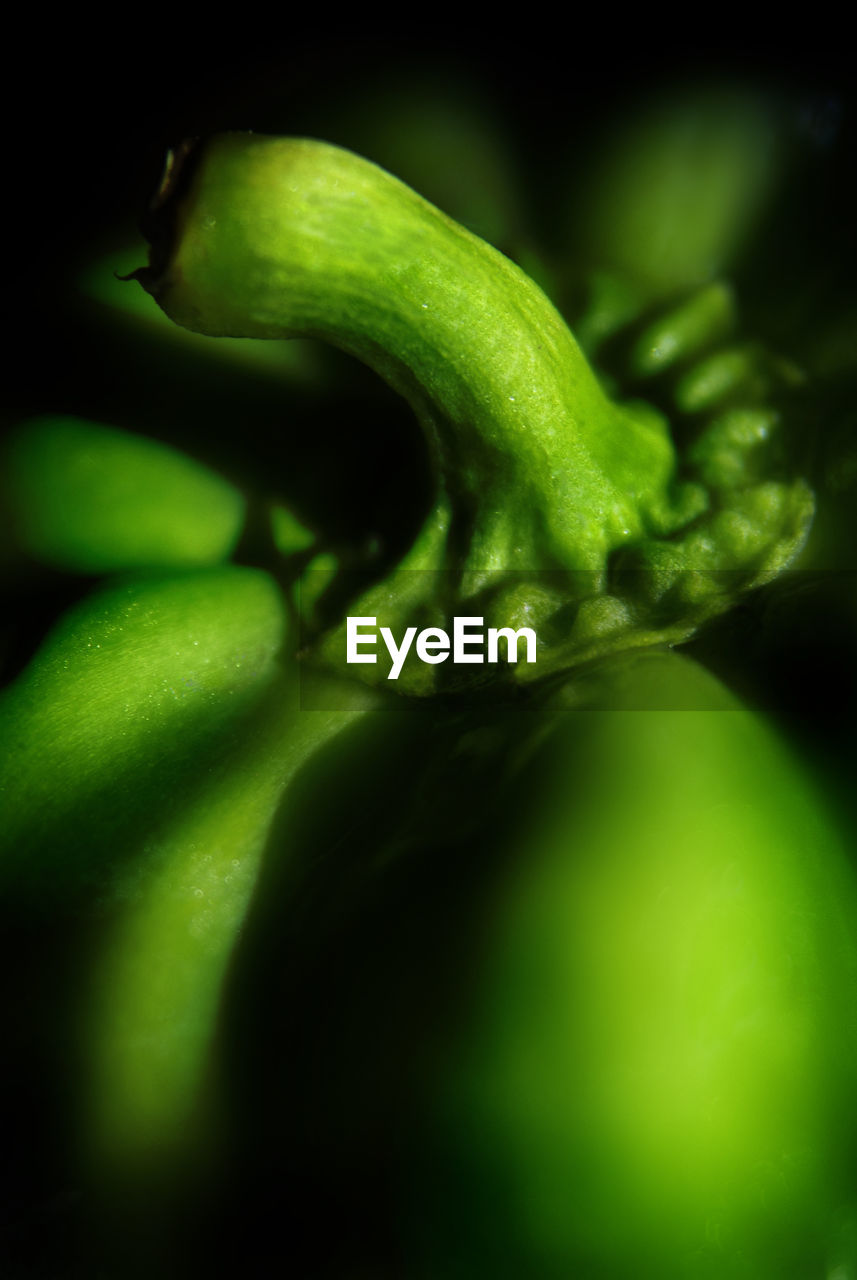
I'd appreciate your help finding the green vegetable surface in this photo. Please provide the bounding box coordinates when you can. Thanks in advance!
[404,652,857,1279]
[1,70,855,1279]
[138,131,810,685]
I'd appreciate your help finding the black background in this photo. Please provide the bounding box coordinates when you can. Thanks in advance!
[5,26,854,425]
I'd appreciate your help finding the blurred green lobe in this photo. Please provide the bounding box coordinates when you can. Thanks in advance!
[0,567,285,897]
[577,87,781,300]
[82,665,372,1181]
[4,416,246,572]
[412,653,857,1278]
[0,562,375,1183]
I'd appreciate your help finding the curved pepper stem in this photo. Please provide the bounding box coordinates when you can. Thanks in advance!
[138,134,811,687]
[140,135,680,570]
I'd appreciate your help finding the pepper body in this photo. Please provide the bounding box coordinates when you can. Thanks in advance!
[406,652,857,1278]
[0,558,374,1208]
[239,652,857,1278]
[1,80,853,1279]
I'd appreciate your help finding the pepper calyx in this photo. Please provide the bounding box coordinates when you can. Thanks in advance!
[139,133,813,693]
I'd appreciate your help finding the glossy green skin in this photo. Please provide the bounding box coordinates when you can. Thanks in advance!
[411,655,857,1278]
[0,555,372,1188]
[0,567,285,895]
[81,660,371,1183]
[223,652,857,1278]
[0,569,284,1161]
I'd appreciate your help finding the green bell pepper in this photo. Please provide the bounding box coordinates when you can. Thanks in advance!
[1,78,854,1278]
